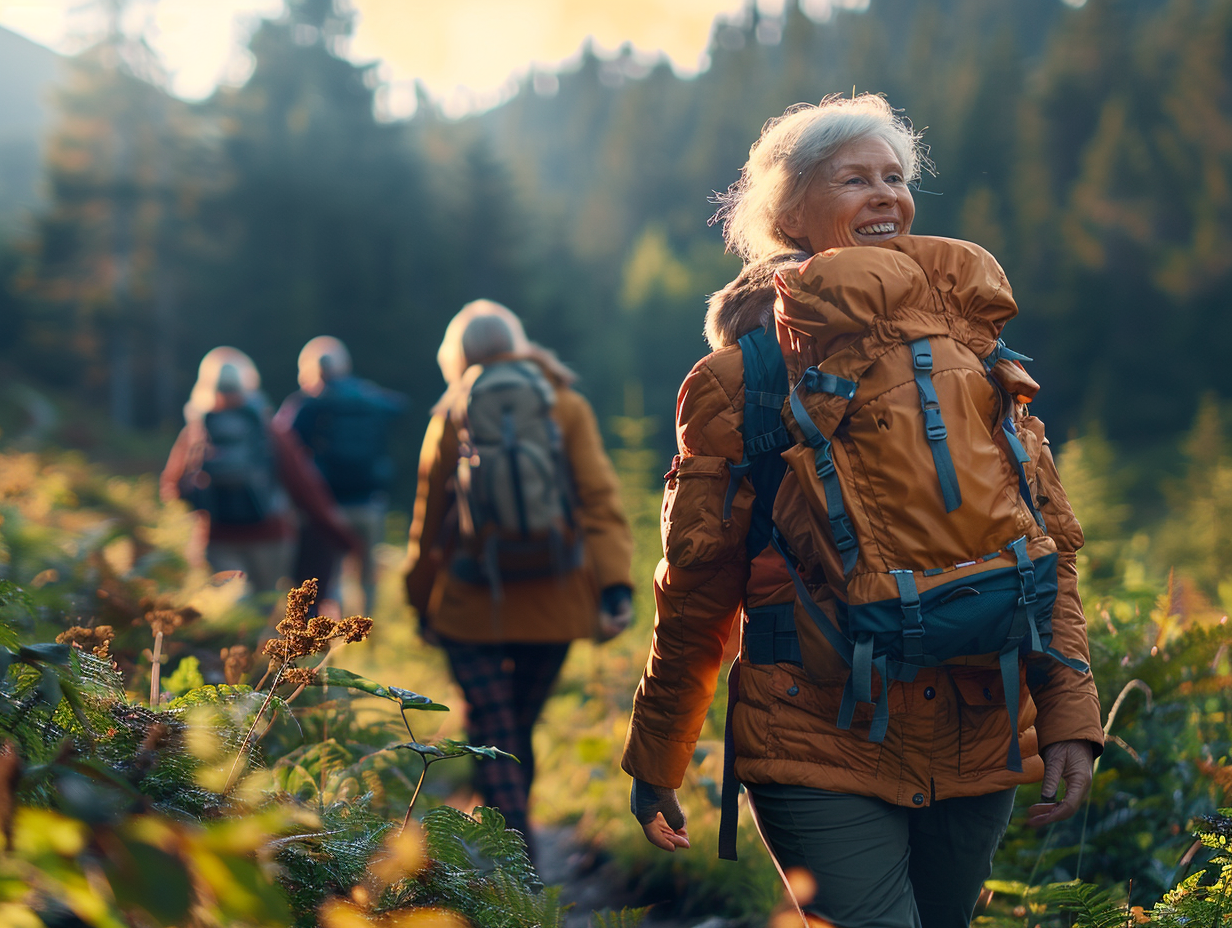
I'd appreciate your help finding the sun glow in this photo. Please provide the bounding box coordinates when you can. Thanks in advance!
[0,0,870,116]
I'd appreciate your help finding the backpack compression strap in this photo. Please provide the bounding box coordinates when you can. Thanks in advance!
[981,338,1033,372]
[789,368,860,574]
[1001,417,1048,532]
[909,338,962,513]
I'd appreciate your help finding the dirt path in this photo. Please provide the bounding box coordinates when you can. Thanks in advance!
[534,826,744,928]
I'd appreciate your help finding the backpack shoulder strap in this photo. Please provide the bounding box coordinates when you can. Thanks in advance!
[723,326,792,559]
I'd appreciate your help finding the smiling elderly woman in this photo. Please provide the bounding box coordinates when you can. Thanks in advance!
[620,95,1104,928]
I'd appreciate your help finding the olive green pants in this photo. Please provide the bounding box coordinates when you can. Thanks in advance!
[746,783,1016,928]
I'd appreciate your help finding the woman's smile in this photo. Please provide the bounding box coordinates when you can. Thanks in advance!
[780,135,915,253]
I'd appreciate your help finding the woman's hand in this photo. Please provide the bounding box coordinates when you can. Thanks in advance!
[631,779,690,852]
[1026,740,1095,828]
[641,811,691,852]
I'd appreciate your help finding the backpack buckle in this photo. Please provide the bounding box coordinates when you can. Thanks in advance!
[832,516,858,551]
[923,407,947,441]
[815,455,836,479]
[911,345,934,371]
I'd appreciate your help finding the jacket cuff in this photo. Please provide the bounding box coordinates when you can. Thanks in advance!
[1031,669,1105,758]
[621,719,696,789]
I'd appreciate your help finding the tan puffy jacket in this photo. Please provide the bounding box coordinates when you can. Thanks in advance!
[622,237,1103,807]
[404,356,634,643]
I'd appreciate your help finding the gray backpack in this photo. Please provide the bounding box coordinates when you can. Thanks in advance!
[451,360,582,594]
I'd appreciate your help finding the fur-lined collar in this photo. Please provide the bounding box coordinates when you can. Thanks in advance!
[704,250,809,350]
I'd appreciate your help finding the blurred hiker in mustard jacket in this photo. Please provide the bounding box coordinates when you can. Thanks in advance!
[404,299,633,856]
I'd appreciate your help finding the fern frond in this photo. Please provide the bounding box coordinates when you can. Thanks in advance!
[1038,880,1129,928]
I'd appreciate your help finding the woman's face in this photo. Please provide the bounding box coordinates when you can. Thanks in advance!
[779,135,915,254]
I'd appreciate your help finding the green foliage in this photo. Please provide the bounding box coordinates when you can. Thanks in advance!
[275,796,393,925]
[164,655,205,695]
[393,805,568,928]
[1037,880,1129,928]
[316,666,450,712]
[0,806,294,928]
[1150,810,1232,924]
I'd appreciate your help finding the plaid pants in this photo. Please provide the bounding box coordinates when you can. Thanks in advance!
[440,638,571,843]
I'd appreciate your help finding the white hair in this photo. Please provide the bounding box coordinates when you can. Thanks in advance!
[437,299,532,385]
[185,346,260,421]
[713,94,928,263]
[461,313,516,367]
[297,335,352,393]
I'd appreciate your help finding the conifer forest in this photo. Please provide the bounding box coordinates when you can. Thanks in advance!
[1,0,1232,925]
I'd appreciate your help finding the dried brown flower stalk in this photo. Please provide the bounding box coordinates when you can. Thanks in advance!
[143,605,201,637]
[226,580,375,795]
[280,667,320,687]
[55,624,115,660]
[261,579,373,668]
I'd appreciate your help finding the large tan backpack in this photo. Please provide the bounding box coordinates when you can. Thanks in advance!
[768,236,1087,771]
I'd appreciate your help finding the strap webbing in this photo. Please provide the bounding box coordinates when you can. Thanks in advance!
[1000,643,1024,773]
[770,530,854,666]
[982,338,1033,373]
[743,603,802,665]
[798,367,858,402]
[727,328,792,553]
[1002,535,1038,773]
[909,339,962,513]
[718,659,741,860]
[891,569,925,662]
[870,654,890,743]
[1009,536,1044,651]
[1002,418,1047,531]
[722,458,751,522]
[852,634,874,704]
[789,373,858,574]
[831,637,890,743]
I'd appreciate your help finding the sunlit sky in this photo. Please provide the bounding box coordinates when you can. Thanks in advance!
[0,0,872,117]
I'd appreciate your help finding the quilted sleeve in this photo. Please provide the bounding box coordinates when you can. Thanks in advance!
[1023,419,1105,755]
[621,353,755,788]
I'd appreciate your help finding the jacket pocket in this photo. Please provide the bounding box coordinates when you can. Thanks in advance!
[662,454,739,567]
[951,668,1014,776]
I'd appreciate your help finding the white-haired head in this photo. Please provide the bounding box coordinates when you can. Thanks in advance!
[297,336,352,394]
[437,299,531,385]
[185,346,261,421]
[713,93,928,263]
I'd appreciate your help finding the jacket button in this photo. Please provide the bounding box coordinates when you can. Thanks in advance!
[786,685,799,696]
[984,687,993,701]
[924,686,936,700]
[912,793,924,805]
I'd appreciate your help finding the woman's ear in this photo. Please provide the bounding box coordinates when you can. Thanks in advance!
[777,208,809,252]
[777,207,803,241]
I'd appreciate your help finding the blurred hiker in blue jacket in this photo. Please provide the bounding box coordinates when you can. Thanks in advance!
[277,336,406,617]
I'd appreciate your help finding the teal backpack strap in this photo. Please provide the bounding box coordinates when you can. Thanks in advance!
[770,529,854,666]
[1002,417,1047,531]
[789,369,859,574]
[909,338,962,513]
[726,327,793,557]
[718,327,791,862]
[982,338,1033,372]
[891,570,926,663]
[999,642,1024,773]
